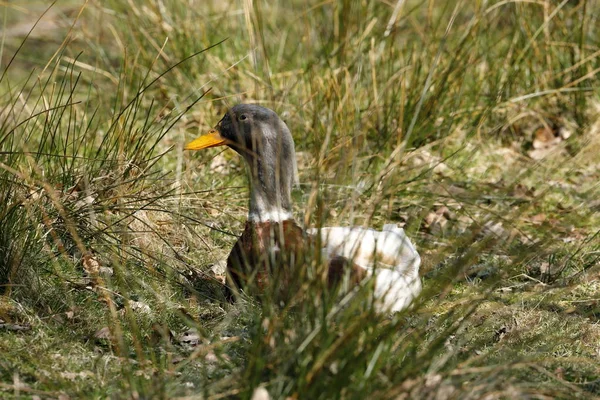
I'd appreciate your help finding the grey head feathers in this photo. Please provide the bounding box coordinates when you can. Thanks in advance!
[216,104,299,222]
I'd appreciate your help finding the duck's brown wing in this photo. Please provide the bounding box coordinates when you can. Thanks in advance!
[225,220,306,300]
[225,220,368,302]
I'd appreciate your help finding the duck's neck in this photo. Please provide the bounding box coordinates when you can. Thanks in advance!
[247,157,294,223]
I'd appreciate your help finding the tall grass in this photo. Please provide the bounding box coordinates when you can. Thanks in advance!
[1,0,599,398]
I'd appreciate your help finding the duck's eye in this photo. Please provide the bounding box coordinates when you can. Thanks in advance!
[238,114,247,121]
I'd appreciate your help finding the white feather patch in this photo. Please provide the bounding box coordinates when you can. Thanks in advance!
[307,225,422,313]
[249,208,293,223]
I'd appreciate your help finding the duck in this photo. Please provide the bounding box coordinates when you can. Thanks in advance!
[185,104,421,312]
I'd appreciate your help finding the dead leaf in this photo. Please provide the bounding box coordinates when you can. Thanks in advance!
[512,184,534,199]
[532,126,560,149]
[529,213,546,225]
[539,262,561,282]
[409,150,450,175]
[562,228,587,243]
[94,327,112,340]
[482,221,507,239]
[555,367,565,380]
[424,211,448,235]
[528,126,567,160]
[435,206,456,220]
[83,255,100,275]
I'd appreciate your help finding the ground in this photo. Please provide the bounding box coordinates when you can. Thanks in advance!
[0,1,599,399]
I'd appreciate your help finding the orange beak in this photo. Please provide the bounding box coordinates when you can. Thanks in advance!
[184,129,230,150]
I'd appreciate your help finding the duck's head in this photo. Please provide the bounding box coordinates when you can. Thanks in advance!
[185,104,298,222]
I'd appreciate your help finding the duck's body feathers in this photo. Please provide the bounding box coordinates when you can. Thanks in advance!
[308,225,421,312]
[226,219,368,301]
